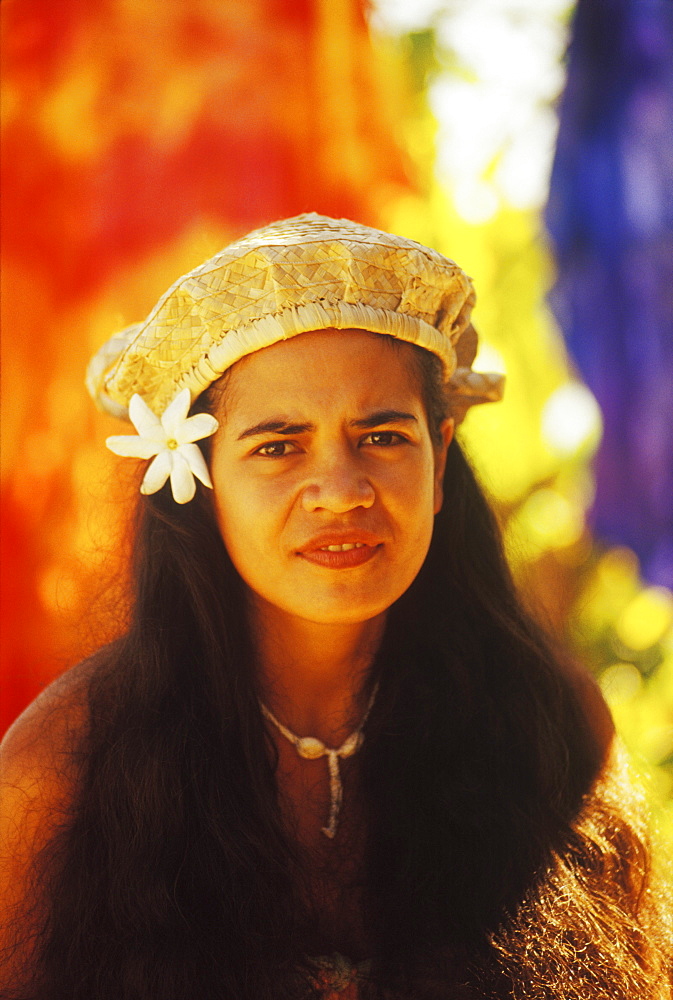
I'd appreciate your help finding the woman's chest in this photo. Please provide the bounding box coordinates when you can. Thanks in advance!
[275,747,371,960]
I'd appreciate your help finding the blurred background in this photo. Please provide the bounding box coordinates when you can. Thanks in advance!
[2,0,672,837]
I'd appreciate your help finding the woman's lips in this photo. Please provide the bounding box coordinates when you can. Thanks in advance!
[298,538,383,569]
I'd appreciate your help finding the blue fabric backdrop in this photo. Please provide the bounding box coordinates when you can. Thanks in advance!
[546,0,673,587]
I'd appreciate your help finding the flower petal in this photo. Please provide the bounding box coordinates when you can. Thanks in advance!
[106,435,161,459]
[169,452,196,504]
[161,388,192,438]
[129,394,165,442]
[179,443,213,488]
[175,412,219,444]
[140,450,173,495]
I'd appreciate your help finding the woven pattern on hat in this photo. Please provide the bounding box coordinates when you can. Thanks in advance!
[89,213,504,419]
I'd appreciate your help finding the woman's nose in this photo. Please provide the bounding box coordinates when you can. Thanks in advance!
[300,451,375,513]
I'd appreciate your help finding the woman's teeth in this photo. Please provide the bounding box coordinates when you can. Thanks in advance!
[320,543,367,552]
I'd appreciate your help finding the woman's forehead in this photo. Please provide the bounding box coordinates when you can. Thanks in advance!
[220,329,425,417]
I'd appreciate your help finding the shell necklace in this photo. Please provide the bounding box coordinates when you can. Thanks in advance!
[260,684,378,839]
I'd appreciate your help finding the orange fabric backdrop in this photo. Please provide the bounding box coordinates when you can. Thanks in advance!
[1,0,414,732]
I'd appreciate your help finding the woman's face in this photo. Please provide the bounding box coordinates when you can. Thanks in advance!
[210,329,452,627]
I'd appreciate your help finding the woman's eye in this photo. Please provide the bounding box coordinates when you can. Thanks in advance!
[255,440,299,458]
[361,431,405,447]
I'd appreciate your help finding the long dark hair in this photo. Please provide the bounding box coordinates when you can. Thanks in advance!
[5,348,671,999]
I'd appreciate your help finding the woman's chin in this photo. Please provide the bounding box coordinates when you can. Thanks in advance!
[248,588,394,630]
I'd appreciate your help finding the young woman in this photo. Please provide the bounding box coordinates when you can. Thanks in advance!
[1,214,670,999]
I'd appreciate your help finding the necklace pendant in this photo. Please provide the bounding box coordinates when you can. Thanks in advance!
[296,736,326,759]
[259,683,379,840]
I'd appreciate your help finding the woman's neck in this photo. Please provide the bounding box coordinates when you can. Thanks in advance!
[249,597,385,746]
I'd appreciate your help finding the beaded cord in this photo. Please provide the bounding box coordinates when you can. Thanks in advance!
[260,685,378,838]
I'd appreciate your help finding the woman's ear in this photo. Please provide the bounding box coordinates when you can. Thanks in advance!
[433,418,454,514]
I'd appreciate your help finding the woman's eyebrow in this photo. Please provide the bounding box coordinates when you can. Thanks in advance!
[237,410,417,440]
[237,420,316,440]
[350,410,418,429]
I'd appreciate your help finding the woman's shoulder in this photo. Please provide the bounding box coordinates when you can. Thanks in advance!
[0,658,102,956]
[1,658,96,777]
[0,655,105,861]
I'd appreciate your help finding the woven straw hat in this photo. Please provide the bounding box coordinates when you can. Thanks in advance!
[87,213,504,422]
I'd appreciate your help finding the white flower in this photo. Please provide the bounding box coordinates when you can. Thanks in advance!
[106,389,219,504]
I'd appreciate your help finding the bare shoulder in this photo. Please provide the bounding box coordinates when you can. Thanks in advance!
[0,658,101,875]
[1,658,95,782]
[1,659,107,975]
